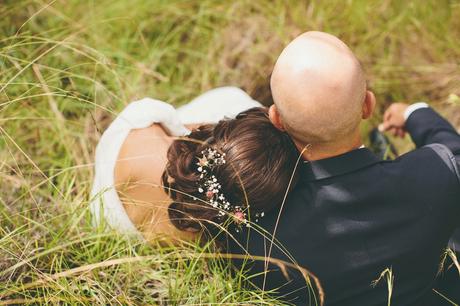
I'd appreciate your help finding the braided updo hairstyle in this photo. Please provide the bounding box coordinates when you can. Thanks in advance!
[162,107,300,233]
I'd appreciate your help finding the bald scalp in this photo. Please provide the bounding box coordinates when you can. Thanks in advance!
[271,31,366,144]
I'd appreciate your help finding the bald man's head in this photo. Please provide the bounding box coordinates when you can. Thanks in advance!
[270,31,368,145]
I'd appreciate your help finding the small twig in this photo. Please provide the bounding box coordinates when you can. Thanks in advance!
[432,289,459,306]
[447,248,460,276]
[371,267,394,306]
[32,64,65,122]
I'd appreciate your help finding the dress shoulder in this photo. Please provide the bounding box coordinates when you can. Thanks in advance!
[109,98,190,136]
[90,98,188,237]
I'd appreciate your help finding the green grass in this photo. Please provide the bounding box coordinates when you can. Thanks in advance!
[1,0,460,305]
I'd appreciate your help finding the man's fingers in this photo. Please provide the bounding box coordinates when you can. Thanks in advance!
[390,127,407,138]
[380,107,395,132]
[379,124,406,138]
[383,107,393,122]
[378,121,393,132]
[384,126,396,135]
[399,128,407,138]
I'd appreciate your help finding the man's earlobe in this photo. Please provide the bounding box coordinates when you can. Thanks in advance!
[269,105,286,131]
[362,90,376,119]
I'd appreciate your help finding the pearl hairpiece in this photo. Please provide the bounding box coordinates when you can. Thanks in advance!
[196,148,230,216]
[196,148,264,228]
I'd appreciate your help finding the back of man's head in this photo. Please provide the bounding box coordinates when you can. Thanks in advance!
[270,31,368,146]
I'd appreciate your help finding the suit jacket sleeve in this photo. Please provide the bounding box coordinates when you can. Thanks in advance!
[405,107,460,155]
[405,107,460,227]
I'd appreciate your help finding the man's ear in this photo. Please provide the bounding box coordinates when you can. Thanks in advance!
[269,105,286,131]
[362,90,376,119]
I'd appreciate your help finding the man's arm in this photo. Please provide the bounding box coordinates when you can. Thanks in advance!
[379,102,460,154]
[405,105,460,154]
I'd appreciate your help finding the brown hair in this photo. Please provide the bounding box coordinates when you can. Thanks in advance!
[162,107,300,232]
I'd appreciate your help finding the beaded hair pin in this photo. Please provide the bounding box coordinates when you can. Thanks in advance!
[196,148,264,226]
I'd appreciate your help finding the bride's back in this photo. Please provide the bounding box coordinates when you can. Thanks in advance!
[115,124,197,242]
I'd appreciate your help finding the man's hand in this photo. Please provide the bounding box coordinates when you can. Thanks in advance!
[378,103,410,138]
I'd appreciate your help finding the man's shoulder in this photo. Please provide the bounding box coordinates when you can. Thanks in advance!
[394,144,458,174]
[373,144,460,192]
[292,144,459,189]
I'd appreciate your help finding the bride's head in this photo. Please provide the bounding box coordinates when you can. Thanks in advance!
[162,107,300,233]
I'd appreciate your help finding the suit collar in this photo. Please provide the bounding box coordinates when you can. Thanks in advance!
[301,148,381,181]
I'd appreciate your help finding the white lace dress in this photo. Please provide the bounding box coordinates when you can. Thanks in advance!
[90,87,262,236]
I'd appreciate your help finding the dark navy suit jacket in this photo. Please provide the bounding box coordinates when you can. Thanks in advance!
[228,107,460,306]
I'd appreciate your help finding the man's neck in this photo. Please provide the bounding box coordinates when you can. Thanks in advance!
[294,133,363,161]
